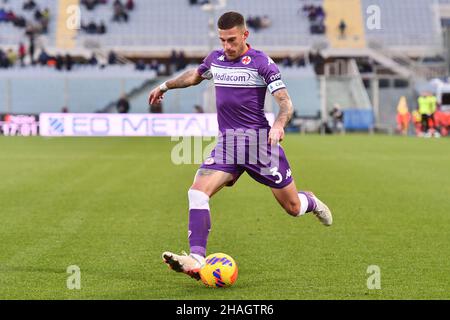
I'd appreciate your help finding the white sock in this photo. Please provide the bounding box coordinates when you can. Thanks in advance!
[190,253,206,265]
[297,193,309,216]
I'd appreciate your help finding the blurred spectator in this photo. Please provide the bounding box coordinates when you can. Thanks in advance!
[113,0,129,22]
[28,33,35,63]
[434,109,450,137]
[135,59,146,71]
[309,51,325,74]
[38,49,49,65]
[61,106,69,113]
[34,8,42,22]
[98,20,107,34]
[282,56,293,67]
[18,42,26,67]
[395,96,410,136]
[296,55,306,67]
[0,8,7,22]
[301,4,326,35]
[117,95,130,113]
[65,53,73,71]
[149,59,160,72]
[81,0,106,11]
[6,9,16,23]
[194,105,204,113]
[23,0,37,11]
[55,54,64,71]
[247,15,261,32]
[329,104,344,134]
[260,15,271,29]
[41,17,50,33]
[126,0,134,11]
[88,53,98,65]
[176,50,187,71]
[108,50,117,64]
[169,49,177,74]
[81,20,107,34]
[339,20,347,39]
[86,20,98,34]
[82,0,95,10]
[0,49,9,68]
[418,92,435,136]
[7,49,17,66]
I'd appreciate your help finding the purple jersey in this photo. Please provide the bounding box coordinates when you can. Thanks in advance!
[197,45,286,134]
[197,45,293,189]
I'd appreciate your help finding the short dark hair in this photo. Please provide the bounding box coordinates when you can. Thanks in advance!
[217,11,245,30]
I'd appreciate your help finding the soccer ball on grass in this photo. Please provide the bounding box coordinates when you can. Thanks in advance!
[199,253,238,288]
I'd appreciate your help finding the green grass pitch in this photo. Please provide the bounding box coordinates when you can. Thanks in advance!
[0,135,449,300]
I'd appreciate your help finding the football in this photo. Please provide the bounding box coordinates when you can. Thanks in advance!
[199,253,238,288]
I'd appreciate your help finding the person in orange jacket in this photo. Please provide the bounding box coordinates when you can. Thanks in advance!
[396,96,411,135]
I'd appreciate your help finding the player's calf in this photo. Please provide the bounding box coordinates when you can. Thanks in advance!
[281,199,301,217]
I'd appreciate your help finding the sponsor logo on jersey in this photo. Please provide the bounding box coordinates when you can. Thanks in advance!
[210,65,266,87]
[213,71,251,82]
[241,56,252,65]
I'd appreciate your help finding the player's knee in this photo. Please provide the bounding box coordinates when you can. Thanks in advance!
[284,201,300,217]
[188,189,210,210]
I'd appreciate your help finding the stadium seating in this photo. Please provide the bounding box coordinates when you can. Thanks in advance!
[361,0,442,48]
[0,0,57,46]
[1,0,443,52]
[73,0,444,52]
[75,0,327,49]
[323,0,366,49]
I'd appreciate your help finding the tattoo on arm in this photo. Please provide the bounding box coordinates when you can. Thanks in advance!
[273,89,294,128]
[166,69,203,89]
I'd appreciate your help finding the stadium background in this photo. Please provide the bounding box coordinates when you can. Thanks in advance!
[0,0,449,300]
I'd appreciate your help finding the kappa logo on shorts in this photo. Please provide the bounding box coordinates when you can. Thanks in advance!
[241,56,252,65]
[204,157,215,165]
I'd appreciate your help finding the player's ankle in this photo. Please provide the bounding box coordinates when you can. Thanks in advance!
[190,253,205,265]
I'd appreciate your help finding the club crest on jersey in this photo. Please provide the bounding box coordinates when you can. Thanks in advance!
[204,157,215,165]
[241,56,252,65]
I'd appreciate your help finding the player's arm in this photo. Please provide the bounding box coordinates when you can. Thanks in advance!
[269,88,294,145]
[148,69,205,105]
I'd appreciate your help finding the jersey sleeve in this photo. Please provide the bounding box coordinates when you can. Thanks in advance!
[258,55,286,94]
[197,51,215,80]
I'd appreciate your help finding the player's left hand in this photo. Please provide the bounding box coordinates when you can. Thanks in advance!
[268,127,285,145]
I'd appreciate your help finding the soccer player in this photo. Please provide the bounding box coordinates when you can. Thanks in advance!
[148,11,332,280]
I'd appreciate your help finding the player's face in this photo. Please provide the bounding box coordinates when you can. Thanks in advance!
[218,26,249,60]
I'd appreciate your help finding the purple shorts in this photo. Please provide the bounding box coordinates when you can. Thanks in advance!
[200,141,293,189]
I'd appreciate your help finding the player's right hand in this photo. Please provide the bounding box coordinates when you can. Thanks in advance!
[148,87,164,105]
[268,127,285,146]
